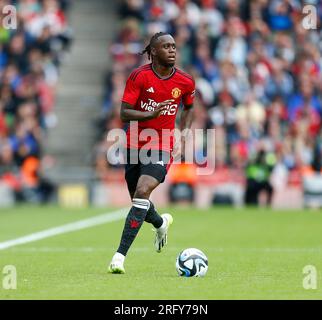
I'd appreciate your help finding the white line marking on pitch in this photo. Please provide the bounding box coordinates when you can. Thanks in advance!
[0,208,128,251]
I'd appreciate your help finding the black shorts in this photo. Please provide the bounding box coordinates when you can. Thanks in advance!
[124,149,171,194]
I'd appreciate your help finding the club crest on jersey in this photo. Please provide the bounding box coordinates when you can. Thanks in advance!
[171,87,181,99]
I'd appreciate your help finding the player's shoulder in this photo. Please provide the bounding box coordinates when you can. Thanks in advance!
[175,67,195,85]
[128,64,152,82]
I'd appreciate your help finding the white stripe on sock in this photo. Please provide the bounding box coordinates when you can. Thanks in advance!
[133,203,149,210]
[132,198,150,210]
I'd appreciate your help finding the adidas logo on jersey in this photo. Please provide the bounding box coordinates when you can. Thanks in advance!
[146,87,154,93]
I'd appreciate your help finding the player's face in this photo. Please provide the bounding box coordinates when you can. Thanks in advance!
[153,35,176,67]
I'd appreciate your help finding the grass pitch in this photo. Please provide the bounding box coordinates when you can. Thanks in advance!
[0,205,322,300]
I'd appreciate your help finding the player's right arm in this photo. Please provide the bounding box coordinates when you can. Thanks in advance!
[120,70,173,122]
[120,100,174,122]
[121,69,173,122]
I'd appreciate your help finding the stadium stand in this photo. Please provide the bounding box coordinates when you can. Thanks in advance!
[0,0,72,204]
[2,1,320,208]
[93,0,321,208]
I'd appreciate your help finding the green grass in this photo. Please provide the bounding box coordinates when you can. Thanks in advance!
[0,205,322,300]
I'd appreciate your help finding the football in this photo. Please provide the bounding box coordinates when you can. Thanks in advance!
[176,248,208,277]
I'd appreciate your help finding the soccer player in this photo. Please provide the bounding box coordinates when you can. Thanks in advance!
[108,32,195,274]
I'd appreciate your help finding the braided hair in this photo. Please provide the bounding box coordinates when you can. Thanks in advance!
[140,32,169,60]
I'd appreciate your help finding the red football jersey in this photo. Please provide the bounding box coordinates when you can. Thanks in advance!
[122,63,195,152]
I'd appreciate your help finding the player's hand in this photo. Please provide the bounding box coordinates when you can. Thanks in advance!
[172,141,185,162]
[149,99,174,119]
[172,142,181,161]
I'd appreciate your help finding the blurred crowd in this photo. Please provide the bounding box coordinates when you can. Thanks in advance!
[94,0,322,194]
[0,0,72,203]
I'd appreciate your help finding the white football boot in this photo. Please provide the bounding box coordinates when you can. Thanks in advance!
[154,213,173,253]
[108,252,125,274]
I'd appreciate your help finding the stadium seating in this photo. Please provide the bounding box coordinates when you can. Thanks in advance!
[0,0,72,204]
[93,0,321,208]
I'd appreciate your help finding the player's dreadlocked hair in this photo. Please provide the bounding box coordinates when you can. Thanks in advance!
[140,32,169,60]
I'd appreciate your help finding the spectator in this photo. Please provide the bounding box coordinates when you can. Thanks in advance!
[215,16,247,66]
[244,149,276,206]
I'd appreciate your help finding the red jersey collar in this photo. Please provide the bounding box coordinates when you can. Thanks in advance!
[150,63,176,80]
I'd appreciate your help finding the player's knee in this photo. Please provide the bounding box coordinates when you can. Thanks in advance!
[134,184,152,199]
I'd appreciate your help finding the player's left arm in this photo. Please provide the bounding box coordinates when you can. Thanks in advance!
[180,79,195,131]
[176,104,193,160]
[179,104,194,131]
[174,81,195,160]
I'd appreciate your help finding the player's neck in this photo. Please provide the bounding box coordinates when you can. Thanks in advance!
[151,62,174,79]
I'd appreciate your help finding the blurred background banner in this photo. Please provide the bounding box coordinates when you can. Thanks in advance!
[0,0,321,209]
